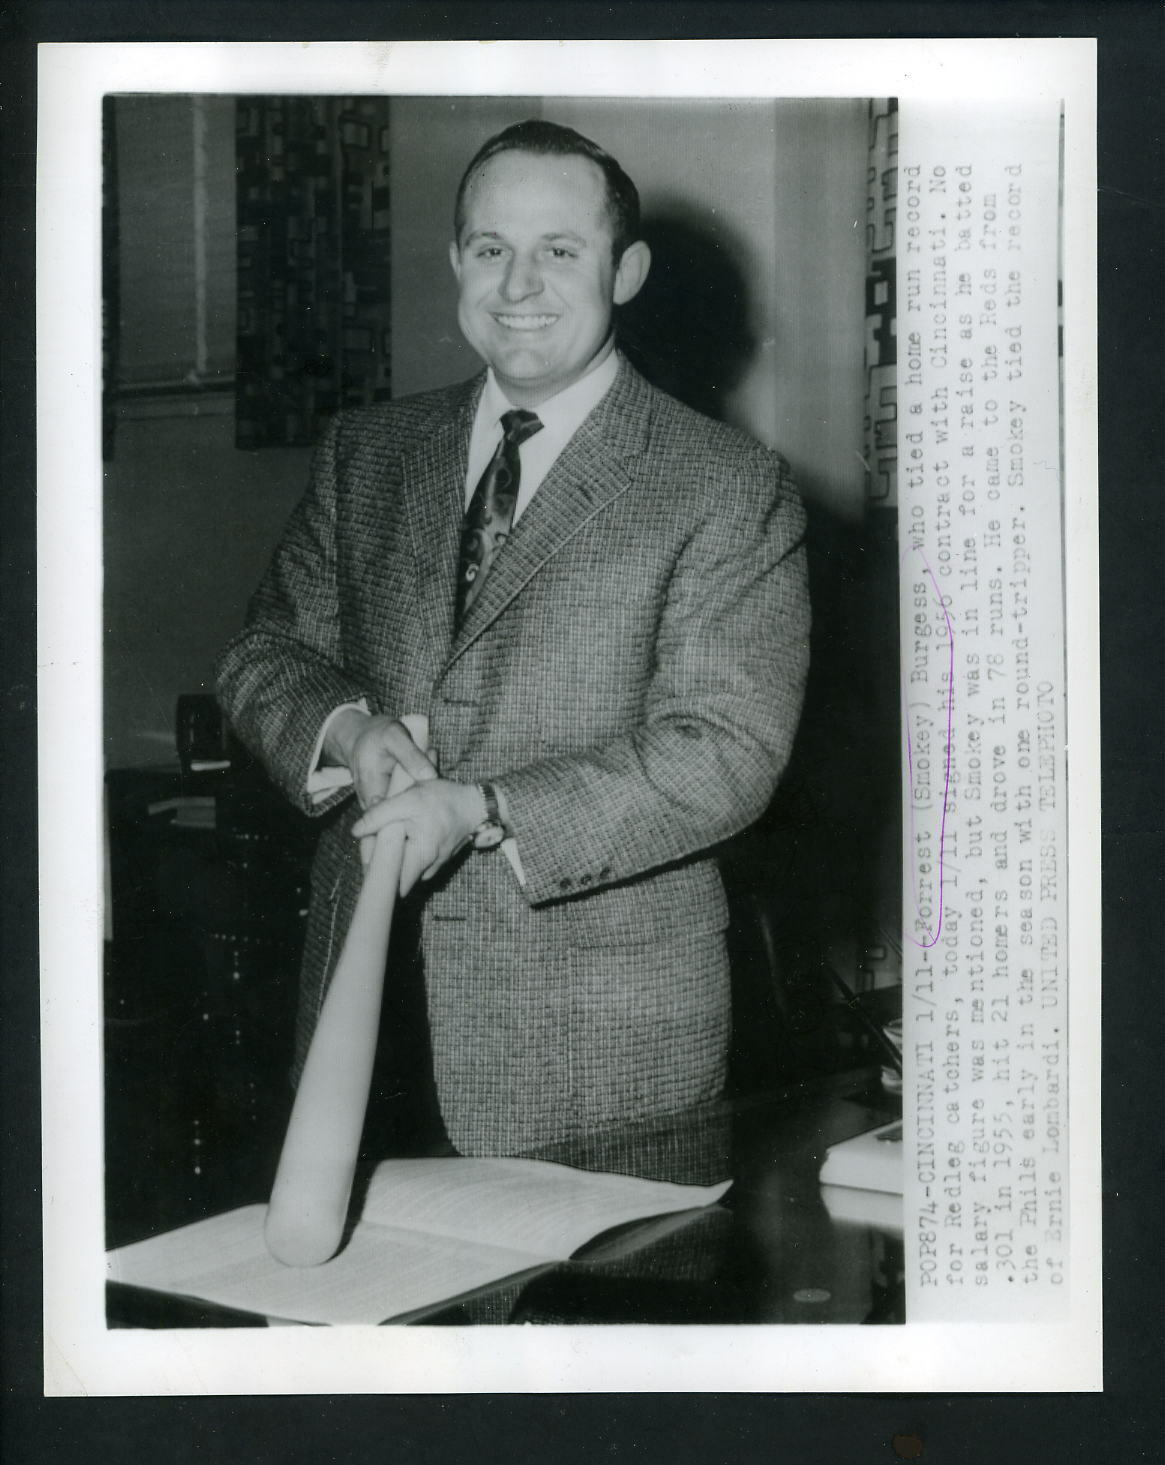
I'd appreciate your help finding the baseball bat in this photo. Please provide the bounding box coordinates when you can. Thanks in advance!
[264,714,429,1267]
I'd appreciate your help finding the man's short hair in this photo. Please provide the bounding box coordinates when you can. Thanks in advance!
[453,119,641,262]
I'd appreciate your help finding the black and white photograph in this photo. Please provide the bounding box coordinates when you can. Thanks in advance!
[35,37,1100,1395]
[100,90,903,1331]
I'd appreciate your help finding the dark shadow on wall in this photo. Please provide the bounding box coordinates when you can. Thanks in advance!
[616,200,757,422]
[610,198,902,1096]
[722,502,902,1094]
[786,501,901,950]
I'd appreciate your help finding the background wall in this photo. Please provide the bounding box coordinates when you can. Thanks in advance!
[104,96,314,768]
[104,404,312,767]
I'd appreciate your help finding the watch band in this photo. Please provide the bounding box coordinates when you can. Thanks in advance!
[480,782,501,827]
[470,782,507,850]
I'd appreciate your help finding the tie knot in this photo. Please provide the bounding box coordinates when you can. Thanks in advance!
[500,408,543,449]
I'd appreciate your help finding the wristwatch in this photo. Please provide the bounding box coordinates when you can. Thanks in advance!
[469,782,507,851]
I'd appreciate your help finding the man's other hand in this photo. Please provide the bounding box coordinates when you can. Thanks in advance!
[324,710,438,811]
[351,780,483,895]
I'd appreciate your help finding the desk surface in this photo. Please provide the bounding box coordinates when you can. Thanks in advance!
[107,1068,903,1328]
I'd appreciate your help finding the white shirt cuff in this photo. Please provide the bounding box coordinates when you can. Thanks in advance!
[305,699,369,805]
[500,837,526,887]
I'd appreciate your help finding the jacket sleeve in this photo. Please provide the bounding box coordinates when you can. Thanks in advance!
[215,414,375,816]
[495,448,811,905]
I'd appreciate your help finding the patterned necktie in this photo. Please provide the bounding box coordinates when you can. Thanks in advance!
[455,408,543,624]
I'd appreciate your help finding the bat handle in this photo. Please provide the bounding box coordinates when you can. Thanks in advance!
[263,716,427,1268]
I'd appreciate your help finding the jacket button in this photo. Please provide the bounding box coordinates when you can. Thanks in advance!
[559,877,573,891]
[579,873,592,886]
[598,865,612,879]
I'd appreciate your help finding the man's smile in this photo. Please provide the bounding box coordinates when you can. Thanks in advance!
[492,313,560,331]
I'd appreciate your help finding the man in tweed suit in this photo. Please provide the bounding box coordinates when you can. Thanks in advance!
[217,120,809,1156]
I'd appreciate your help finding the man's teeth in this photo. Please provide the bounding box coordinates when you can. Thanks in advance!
[496,314,557,330]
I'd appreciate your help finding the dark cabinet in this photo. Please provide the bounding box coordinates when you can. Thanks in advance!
[104,765,316,1247]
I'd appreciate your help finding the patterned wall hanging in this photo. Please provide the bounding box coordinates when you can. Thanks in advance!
[236,97,392,449]
[864,98,898,506]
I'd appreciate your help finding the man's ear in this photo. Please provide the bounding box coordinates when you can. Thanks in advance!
[612,240,651,306]
[448,239,462,281]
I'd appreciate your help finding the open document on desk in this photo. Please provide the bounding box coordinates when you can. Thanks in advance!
[107,1157,732,1326]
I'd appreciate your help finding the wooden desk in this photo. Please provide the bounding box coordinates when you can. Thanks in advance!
[108,1068,903,1328]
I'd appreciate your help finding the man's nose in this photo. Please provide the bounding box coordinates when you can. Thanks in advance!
[500,253,544,302]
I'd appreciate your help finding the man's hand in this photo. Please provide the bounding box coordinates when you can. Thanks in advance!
[324,710,438,810]
[351,780,484,895]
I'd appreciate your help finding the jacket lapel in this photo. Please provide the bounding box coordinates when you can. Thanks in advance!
[400,378,482,669]
[443,359,654,668]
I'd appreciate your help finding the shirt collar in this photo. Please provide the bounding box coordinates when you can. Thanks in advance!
[479,347,620,440]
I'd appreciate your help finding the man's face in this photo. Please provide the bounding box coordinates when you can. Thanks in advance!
[450,150,648,407]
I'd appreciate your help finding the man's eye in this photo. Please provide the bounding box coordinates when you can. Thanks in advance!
[475,246,505,260]
[547,247,577,260]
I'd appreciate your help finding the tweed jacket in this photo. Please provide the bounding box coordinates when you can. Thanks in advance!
[216,359,809,1154]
